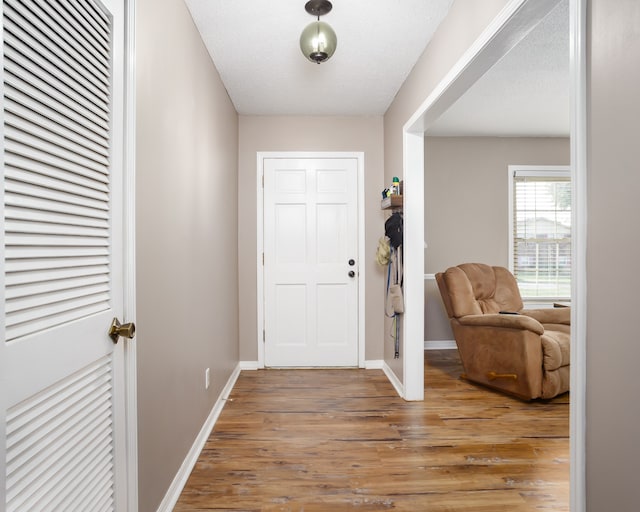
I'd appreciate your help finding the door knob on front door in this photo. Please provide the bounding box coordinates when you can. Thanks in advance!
[109,317,136,343]
[348,270,356,278]
[348,259,355,266]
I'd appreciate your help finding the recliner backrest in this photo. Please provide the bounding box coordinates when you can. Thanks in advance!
[436,263,524,319]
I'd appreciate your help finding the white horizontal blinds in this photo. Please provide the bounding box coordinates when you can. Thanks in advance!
[513,170,571,299]
[3,0,113,341]
[5,356,115,512]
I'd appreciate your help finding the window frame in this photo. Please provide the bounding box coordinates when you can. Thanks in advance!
[508,165,571,302]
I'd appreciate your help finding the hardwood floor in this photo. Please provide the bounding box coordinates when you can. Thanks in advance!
[175,350,569,511]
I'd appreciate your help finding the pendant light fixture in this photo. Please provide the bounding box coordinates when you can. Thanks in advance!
[299,0,337,64]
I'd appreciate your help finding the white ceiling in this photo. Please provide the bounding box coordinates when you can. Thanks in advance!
[428,0,570,137]
[184,0,454,116]
[184,0,570,136]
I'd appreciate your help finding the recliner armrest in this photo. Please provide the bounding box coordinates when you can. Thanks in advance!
[520,307,570,326]
[457,314,545,335]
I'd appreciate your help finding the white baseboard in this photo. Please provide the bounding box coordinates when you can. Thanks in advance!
[382,362,404,398]
[424,340,456,350]
[156,363,241,512]
[241,360,384,370]
[239,360,260,370]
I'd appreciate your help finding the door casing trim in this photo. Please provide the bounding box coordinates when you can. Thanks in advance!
[256,152,366,368]
[123,0,138,509]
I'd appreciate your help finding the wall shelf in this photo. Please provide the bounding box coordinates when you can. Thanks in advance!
[381,195,403,209]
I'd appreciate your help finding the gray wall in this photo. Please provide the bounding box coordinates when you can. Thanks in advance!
[383,0,511,377]
[587,0,640,509]
[424,136,570,341]
[135,0,239,510]
[237,116,386,363]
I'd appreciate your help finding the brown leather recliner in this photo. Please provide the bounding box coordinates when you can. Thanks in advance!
[435,263,570,400]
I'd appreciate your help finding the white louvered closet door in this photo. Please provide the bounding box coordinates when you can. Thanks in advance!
[0,0,128,511]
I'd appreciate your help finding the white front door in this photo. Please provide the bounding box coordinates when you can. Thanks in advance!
[263,157,359,367]
[1,0,130,510]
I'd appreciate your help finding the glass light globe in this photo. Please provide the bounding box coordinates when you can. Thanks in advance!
[299,20,337,64]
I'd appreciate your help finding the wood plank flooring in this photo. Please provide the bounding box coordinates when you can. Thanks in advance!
[175,350,569,511]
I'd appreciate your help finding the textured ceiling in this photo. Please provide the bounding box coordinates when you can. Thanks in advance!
[428,0,570,137]
[184,0,570,136]
[184,0,454,115]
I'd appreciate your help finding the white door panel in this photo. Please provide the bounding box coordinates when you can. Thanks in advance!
[264,158,358,367]
[1,0,128,510]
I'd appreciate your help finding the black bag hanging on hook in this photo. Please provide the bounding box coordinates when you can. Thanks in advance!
[384,211,403,249]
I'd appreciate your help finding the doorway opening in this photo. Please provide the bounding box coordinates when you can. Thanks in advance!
[401,0,586,510]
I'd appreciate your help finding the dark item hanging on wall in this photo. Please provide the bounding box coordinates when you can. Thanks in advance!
[384,211,403,248]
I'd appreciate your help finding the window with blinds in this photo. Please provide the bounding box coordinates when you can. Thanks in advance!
[509,166,571,300]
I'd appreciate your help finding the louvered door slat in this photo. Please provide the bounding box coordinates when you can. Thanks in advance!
[65,0,110,37]
[5,168,109,202]
[4,159,110,196]
[5,125,109,175]
[5,143,109,186]
[7,386,111,479]
[79,485,113,512]
[6,152,110,187]
[3,25,110,107]
[67,461,114,512]
[5,264,110,286]
[5,86,110,150]
[5,99,110,159]
[5,107,109,164]
[5,220,109,238]
[54,455,113,512]
[73,471,114,512]
[3,61,110,131]
[3,75,110,141]
[5,356,115,512]
[5,0,110,85]
[5,1,110,89]
[6,303,110,341]
[5,358,111,434]
[6,285,110,315]
[5,256,109,273]
[13,0,111,64]
[5,294,110,339]
[53,0,111,59]
[5,234,109,248]
[7,274,109,300]
[31,439,112,512]
[5,10,109,95]
[11,426,113,511]
[5,246,109,259]
[4,119,109,172]
[6,181,108,211]
[11,403,112,491]
[4,196,109,221]
[5,207,110,230]
[3,47,109,123]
